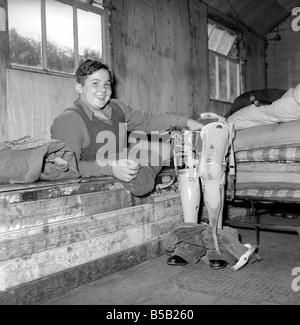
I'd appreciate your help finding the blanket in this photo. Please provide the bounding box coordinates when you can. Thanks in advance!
[0,136,80,184]
[227,84,300,130]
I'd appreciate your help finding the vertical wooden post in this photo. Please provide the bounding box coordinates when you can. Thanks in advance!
[188,0,210,119]
[0,0,9,142]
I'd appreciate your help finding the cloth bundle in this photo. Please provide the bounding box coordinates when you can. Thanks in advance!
[163,223,261,270]
[0,136,80,184]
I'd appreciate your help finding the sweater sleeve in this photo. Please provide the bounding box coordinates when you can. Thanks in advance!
[112,99,189,133]
[51,112,114,178]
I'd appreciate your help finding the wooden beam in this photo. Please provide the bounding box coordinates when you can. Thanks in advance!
[276,0,300,12]
[0,0,9,142]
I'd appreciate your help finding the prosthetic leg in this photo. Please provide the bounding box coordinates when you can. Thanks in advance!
[199,113,234,255]
[169,117,259,269]
[172,130,202,223]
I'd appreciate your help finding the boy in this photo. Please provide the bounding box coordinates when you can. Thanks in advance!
[51,59,203,196]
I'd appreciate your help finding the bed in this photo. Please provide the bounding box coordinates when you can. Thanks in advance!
[224,87,300,243]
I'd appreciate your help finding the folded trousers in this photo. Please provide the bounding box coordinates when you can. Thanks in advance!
[163,223,248,265]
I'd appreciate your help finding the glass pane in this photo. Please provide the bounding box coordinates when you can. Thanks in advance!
[209,53,216,100]
[219,57,228,102]
[208,27,225,52]
[8,0,42,68]
[46,0,75,73]
[78,9,102,62]
[217,32,237,56]
[230,61,239,102]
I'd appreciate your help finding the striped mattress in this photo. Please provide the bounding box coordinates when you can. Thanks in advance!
[228,146,300,203]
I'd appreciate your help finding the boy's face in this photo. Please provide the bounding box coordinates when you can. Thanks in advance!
[76,69,112,110]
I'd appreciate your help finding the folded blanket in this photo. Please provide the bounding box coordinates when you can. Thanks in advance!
[0,136,80,184]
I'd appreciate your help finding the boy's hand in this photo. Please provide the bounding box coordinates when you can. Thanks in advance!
[112,159,141,182]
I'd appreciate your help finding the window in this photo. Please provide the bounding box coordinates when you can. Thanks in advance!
[208,21,241,103]
[7,0,109,75]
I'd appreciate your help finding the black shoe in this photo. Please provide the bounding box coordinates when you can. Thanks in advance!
[210,260,228,270]
[167,255,188,266]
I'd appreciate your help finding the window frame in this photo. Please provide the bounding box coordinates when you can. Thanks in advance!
[208,20,242,104]
[8,0,111,77]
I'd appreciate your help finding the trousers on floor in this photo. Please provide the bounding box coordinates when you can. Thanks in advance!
[163,223,249,265]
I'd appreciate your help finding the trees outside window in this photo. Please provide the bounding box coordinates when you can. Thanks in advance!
[7,0,109,75]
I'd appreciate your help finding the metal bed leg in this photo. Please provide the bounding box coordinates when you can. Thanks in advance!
[250,201,260,245]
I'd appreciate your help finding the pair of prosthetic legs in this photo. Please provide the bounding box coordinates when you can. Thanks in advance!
[176,113,234,255]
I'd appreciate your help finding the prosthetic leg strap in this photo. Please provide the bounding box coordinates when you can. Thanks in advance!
[227,121,236,200]
[201,175,225,255]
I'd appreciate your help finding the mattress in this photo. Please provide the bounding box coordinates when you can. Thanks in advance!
[231,188,300,203]
[228,146,300,203]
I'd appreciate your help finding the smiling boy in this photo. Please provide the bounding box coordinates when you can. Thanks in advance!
[51,59,203,196]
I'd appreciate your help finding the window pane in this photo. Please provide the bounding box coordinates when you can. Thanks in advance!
[8,0,42,68]
[209,52,217,99]
[230,61,239,102]
[208,27,225,52]
[78,9,103,62]
[46,0,75,73]
[219,57,228,102]
[217,32,237,56]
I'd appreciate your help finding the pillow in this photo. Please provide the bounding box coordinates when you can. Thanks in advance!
[233,119,300,152]
[227,86,300,130]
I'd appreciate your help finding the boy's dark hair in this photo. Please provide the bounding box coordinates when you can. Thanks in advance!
[75,59,113,85]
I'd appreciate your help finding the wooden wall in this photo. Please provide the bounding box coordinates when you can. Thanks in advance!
[0,0,9,142]
[0,0,267,143]
[266,15,300,90]
[111,0,266,120]
[111,0,207,118]
[242,32,267,91]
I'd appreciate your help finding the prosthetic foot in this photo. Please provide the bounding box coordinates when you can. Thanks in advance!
[232,244,257,271]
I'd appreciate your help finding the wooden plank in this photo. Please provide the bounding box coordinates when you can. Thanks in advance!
[266,17,300,89]
[0,0,9,143]
[0,188,133,233]
[189,0,210,119]
[276,0,300,12]
[0,239,165,305]
[0,177,121,204]
[111,0,192,116]
[204,0,289,35]
[242,32,266,91]
[0,198,182,261]
[0,213,183,291]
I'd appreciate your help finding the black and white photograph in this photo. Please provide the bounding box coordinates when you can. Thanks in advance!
[0,0,299,308]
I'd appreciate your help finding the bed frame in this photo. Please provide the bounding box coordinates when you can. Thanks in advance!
[225,194,300,245]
